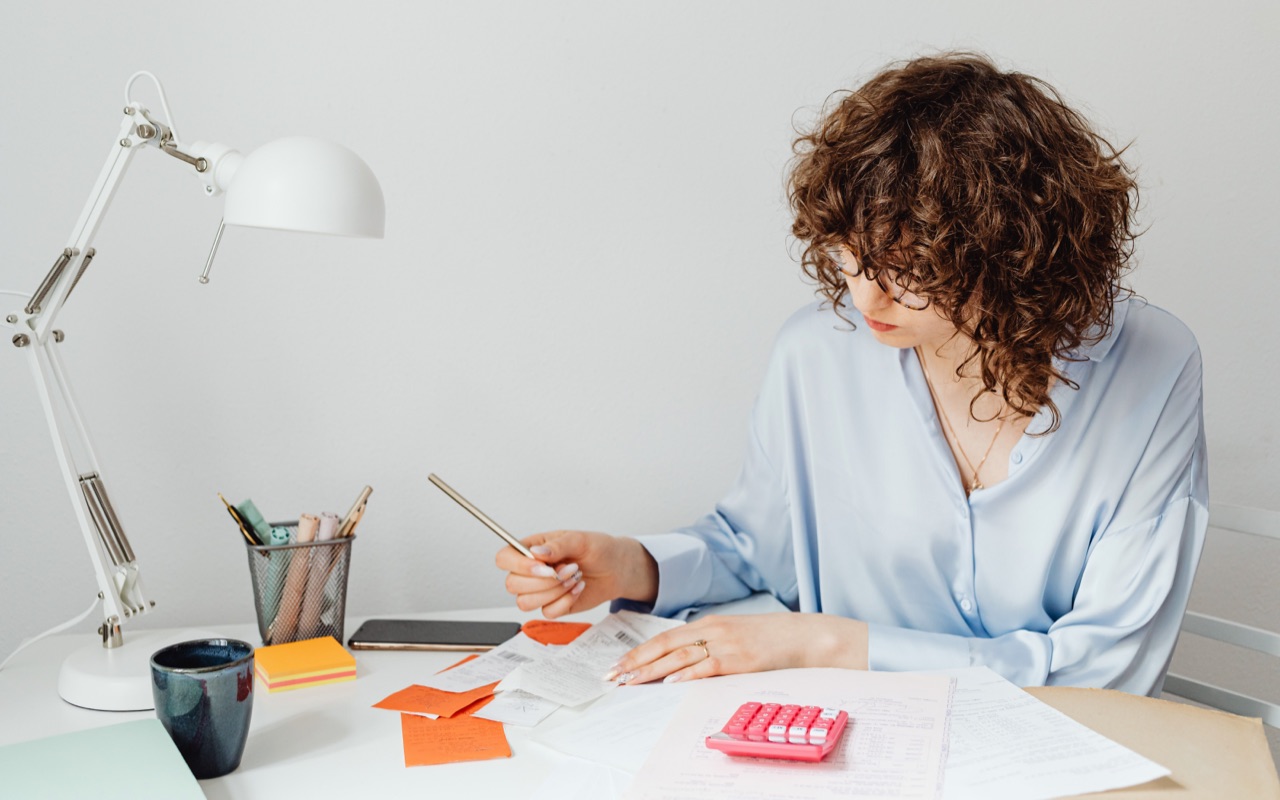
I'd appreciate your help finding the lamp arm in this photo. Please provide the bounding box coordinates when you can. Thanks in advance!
[22,103,221,343]
[5,100,217,646]
[18,335,152,643]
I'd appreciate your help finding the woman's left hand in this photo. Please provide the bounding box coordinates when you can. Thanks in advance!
[603,612,869,685]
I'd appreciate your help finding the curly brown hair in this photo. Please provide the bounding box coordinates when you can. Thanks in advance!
[788,52,1139,432]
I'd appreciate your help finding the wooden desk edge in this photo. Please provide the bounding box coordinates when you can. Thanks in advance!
[1026,686,1280,800]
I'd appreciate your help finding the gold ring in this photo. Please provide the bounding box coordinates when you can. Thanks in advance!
[692,639,710,660]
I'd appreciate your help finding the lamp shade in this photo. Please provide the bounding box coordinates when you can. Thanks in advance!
[222,136,385,238]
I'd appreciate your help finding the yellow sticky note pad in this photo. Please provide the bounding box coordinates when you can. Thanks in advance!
[255,636,356,692]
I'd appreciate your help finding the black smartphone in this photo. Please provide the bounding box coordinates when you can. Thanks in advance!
[347,619,523,651]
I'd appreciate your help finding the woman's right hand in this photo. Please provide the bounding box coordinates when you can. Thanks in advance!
[495,530,659,619]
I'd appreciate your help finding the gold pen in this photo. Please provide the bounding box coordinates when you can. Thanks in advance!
[428,473,572,572]
[337,485,372,538]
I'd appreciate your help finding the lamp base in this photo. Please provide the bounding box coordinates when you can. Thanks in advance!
[58,628,226,711]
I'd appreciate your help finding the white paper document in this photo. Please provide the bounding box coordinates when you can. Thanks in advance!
[938,667,1169,800]
[416,633,552,693]
[517,611,684,707]
[531,681,693,772]
[625,668,955,800]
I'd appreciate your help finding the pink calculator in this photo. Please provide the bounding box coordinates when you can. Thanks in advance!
[704,700,850,762]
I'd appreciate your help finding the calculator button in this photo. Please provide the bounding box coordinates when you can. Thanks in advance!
[788,725,808,744]
[767,724,788,743]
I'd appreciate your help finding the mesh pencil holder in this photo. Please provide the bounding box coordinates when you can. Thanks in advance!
[246,524,355,646]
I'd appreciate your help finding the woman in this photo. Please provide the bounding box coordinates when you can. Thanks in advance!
[497,52,1207,697]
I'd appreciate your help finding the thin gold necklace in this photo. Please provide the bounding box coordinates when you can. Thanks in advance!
[917,348,1007,493]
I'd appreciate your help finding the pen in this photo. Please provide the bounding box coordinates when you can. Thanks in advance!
[337,485,372,538]
[218,493,262,546]
[428,474,538,559]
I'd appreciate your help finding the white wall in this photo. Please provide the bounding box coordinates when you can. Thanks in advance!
[2,1,1277,667]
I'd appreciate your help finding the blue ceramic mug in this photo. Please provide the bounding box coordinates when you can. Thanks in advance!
[150,638,255,779]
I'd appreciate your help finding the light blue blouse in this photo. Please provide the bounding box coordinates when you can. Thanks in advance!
[631,297,1208,696]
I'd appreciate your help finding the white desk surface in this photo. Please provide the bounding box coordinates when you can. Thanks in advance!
[5,607,1278,800]
[0,607,601,799]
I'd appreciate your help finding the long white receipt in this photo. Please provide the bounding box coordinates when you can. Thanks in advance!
[417,632,552,693]
[516,611,684,707]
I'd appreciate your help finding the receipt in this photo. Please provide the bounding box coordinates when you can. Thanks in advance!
[517,611,683,707]
[417,633,552,693]
[473,688,561,727]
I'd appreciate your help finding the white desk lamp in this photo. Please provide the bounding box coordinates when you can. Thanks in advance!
[1,72,384,711]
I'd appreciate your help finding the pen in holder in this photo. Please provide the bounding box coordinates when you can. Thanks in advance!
[246,522,355,646]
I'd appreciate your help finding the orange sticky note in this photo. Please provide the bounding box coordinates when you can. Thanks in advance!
[373,681,498,718]
[521,620,592,645]
[373,654,496,718]
[400,712,511,767]
[254,636,356,692]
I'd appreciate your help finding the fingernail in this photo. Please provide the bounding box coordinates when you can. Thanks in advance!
[603,668,618,681]
[663,673,682,684]
[571,579,586,596]
[530,545,552,556]
[556,563,579,581]
[531,564,557,578]
[616,671,636,684]
[561,571,582,588]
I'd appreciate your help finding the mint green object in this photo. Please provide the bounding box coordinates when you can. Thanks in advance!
[0,719,204,797]
[261,526,292,633]
[236,499,274,543]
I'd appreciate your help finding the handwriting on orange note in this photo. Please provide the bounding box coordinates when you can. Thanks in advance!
[400,712,511,767]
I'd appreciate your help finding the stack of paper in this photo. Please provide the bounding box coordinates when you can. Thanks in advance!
[373,619,593,767]
[255,636,357,692]
[498,611,684,707]
[526,666,1173,800]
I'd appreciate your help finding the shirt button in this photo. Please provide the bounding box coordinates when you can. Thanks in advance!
[1011,451,1023,465]
[960,599,973,612]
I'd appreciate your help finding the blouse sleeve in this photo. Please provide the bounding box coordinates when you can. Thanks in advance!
[614,319,802,619]
[627,418,797,618]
